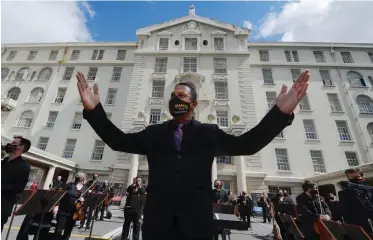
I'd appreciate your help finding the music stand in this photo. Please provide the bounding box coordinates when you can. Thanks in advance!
[14,189,66,240]
[83,193,108,240]
[342,222,373,240]
[213,203,235,214]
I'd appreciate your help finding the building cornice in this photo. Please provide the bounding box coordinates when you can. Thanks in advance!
[1,42,137,49]
[1,61,135,67]
[250,62,373,69]
[248,42,373,49]
[135,51,250,56]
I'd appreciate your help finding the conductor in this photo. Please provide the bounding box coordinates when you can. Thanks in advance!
[76,70,309,240]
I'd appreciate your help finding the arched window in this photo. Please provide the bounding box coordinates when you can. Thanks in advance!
[28,87,44,102]
[347,71,366,87]
[37,67,53,81]
[8,71,15,81]
[16,110,34,128]
[7,87,21,100]
[367,123,373,142]
[1,67,9,81]
[356,95,373,114]
[15,67,30,81]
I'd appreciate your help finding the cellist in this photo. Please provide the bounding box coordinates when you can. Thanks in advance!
[53,171,88,240]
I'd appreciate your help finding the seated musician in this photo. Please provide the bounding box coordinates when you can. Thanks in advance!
[339,168,373,237]
[121,176,145,240]
[296,180,331,240]
[237,191,254,233]
[212,180,228,204]
[53,171,88,240]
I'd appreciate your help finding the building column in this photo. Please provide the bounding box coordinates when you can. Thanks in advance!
[43,166,56,189]
[127,154,139,186]
[212,158,218,185]
[236,156,247,193]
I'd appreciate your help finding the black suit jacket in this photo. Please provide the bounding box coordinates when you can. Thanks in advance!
[83,103,293,238]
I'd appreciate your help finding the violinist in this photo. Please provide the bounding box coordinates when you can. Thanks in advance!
[259,193,271,224]
[296,180,331,240]
[53,171,88,240]
[98,180,113,221]
[79,173,101,229]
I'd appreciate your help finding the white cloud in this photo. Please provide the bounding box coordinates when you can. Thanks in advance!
[1,1,95,44]
[258,0,373,43]
[243,20,253,30]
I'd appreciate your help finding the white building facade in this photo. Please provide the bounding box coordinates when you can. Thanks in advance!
[2,6,373,196]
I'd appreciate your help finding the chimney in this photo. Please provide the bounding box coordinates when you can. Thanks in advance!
[189,4,195,16]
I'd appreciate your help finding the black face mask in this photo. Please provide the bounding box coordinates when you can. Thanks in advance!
[311,189,318,195]
[214,184,220,189]
[168,95,191,118]
[349,177,363,184]
[4,143,20,153]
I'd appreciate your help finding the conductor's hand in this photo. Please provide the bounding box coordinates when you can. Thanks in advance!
[76,72,100,111]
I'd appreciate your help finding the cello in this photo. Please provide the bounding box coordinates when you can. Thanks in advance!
[73,177,101,221]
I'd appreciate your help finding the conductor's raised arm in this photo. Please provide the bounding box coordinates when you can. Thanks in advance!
[76,72,147,155]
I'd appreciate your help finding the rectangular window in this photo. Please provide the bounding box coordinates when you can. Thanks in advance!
[37,137,49,151]
[259,50,269,62]
[45,111,58,128]
[111,67,122,82]
[155,57,168,73]
[214,82,228,100]
[70,50,80,60]
[183,57,197,72]
[213,58,227,74]
[268,186,292,195]
[54,88,67,103]
[336,120,352,141]
[62,67,74,81]
[284,50,299,62]
[216,110,229,127]
[266,92,277,109]
[49,50,58,60]
[87,67,98,81]
[149,109,161,124]
[27,51,37,61]
[314,51,325,63]
[341,52,354,63]
[299,94,311,111]
[214,37,224,51]
[71,113,83,130]
[275,148,290,171]
[262,68,274,84]
[290,69,301,82]
[91,140,105,160]
[7,51,17,61]
[92,50,105,60]
[62,139,77,159]
[159,38,169,50]
[368,52,373,64]
[185,38,198,50]
[320,70,333,86]
[216,156,233,165]
[105,88,117,105]
[117,50,126,60]
[285,51,292,62]
[151,80,165,98]
[345,151,359,166]
[327,93,343,112]
[310,150,326,173]
[303,119,318,139]
[292,51,300,62]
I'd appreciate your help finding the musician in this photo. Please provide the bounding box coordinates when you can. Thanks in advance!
[79,173,101,229]
[259,193,271,223]
[339,168,373,237]
[237,191,254,232]
[296,180,331,240]
[283,190,294,204]
[98,180,113,221]
[50,176,64,190]
[121,176,145,240]
[1,136,31,232]
[77,69,309,240]
[54,171,88,240]
[212,180,229,204]
[325,193,342,221]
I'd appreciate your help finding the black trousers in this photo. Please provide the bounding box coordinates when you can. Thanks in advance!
[262,207,271,223]
[53,214,75,240]
[142,216,212,240]
[241,214,252,228]
[121,208,141,240]
[1,199,14,232]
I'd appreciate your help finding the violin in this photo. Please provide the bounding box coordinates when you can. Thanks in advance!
[72,177,100,221]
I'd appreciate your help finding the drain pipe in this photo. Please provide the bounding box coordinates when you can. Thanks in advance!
[330,43,372,164]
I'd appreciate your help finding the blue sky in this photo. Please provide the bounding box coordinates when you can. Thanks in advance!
[86,1,284,42]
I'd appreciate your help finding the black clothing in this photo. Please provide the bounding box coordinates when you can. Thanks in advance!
[57,182,87,216]
[1,156,30,231]
[325,200,342,222]
[296,192,331,240]
[54,214,75,240]
[237,196,253,228]
[83,103,294,238]
[259,197,271,223]
[50,180,64,190]
[86,179,101,192]
[125,185,146,207]
[212,189,229,204]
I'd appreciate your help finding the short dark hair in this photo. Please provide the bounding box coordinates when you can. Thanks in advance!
[135,176,141,179]
[15,136,31,153]
[345,168,361,175]
[176,82,198,101]
[302,180,315,191]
